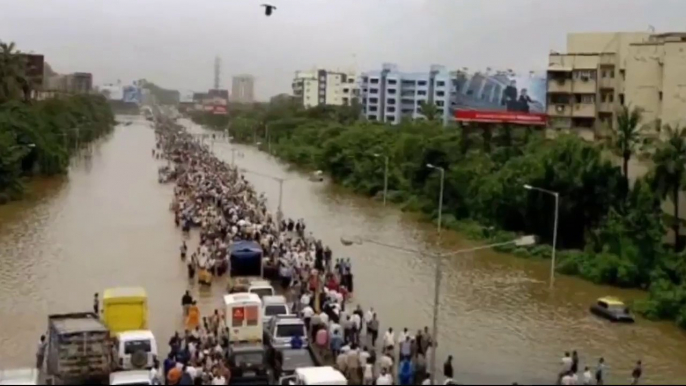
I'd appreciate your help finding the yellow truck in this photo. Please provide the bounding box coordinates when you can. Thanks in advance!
[102,287,149,334]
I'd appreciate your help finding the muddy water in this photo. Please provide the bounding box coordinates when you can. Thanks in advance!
[1,117,686,384]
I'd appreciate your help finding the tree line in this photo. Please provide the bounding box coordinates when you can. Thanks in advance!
[193,97,686,329]
[0,41,115,203]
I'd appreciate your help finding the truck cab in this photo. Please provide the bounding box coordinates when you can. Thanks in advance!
[102,287,149,334]
[113,330,158,370]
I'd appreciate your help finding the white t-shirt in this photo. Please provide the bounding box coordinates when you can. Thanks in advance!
[186,366,198,380]
[301,293,311,306]
[359,350,370,367]
[302,306,314,318]
[376,374,393,385]
[583,370,592,385]
[380,354,393,371]
[351,314,362,330]
[363,364,373,380]
[320,312,329,326]
[384,331,395,348]
[561,356,573,372]
[211,375,226,385]
[561,374,573,386]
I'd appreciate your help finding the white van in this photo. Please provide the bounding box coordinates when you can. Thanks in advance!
[224,293,263,344]
[262,295,290,325]
[114,330,158,370]
[0,368,38,385]
[248,279,275,299]
[280,366,347,385]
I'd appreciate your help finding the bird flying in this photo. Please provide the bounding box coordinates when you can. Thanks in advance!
[261,4,276,16]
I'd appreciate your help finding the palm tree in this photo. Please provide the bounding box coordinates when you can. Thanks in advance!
[608,105,645,182]
[418,101,439,122]
[0,41,28,103]
[652,124,686,250]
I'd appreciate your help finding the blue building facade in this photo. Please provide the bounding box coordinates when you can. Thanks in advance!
[360,63,453,126]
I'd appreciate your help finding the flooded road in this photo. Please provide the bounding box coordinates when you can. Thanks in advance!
[1,117,686,384]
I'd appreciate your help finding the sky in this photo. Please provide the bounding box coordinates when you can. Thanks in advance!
[1,0,686,100]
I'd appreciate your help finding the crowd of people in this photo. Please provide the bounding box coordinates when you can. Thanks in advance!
[149,119,456,385]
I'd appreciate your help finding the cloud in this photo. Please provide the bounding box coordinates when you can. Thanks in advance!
[1,0,685,100]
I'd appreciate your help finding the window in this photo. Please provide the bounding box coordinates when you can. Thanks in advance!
[387,88,397,95]
[342,97,349,105]
[370,88,379,94]
[387,106,396,113]
[576,94,595,104]
[436,100,444,107]
[574,70,596,80]
[387,98,396,105]
[436,91,445,97]
[401,80,415,86]
[348,78,355,83]
[367,115,377,121]
[437,109,444,115]
[124,340,152,355]
[388,79,397,85]
[386,116,395,122]
[659,91,663,101]
[343,88,349,93]
[417,80,427,86]
[265,305,288,316]
[276,324,305,338]
[370,78,379,84]
[601,93,614,103]
[370,106,378,112]
[436,81,445,87]
[233,353,264,368]
[369,97,378,104]
[417,90,427,96]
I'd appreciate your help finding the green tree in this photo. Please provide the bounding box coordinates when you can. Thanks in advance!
[0,41,28,104]
[418,101,439,122]
[607,105,645,192]
[652,125,686,250]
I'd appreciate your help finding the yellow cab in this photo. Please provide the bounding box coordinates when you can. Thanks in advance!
[102,287,149,334]
[589,296,635,323]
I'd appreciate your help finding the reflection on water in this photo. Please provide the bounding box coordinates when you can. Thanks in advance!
[1,117,686,384]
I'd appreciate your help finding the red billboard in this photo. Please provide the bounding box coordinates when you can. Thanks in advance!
[455,110,547,126]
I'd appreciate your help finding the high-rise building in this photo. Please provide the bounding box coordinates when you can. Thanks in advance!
[547,31,686,140]
[231,75,255,103]
[360,63,453,126]
[291,68,358,108]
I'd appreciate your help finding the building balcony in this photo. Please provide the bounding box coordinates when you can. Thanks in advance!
[548,104,572,117]
[572,103,596,118]
[598,102,614,113]
[598,77,615,90]
[548,79,572,93]
[572,79,597,94]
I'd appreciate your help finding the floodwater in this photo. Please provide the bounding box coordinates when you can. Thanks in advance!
[1,117,686,384]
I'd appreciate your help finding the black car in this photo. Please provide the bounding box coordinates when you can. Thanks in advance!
[227,344,272,385]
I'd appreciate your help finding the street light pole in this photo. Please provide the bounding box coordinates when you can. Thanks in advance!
[373,154,389,206]
[239,167,288,233]
[427,164,445,233]
[426,163,445,384]
[524,184,560,288]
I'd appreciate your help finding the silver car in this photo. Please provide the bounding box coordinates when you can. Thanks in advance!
[266,315,308,350]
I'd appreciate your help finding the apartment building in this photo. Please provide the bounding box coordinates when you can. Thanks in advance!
[360,63,453,125]
[291,68,358,108]
[547,31,686,139]
[231,75,255,103]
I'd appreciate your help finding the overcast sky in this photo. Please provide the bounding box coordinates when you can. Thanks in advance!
[1,0,685,100]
